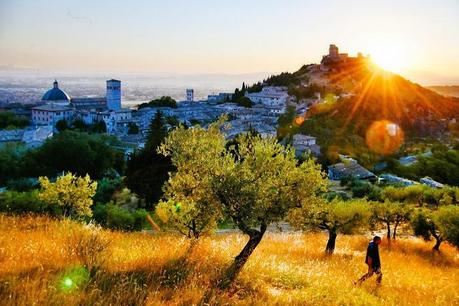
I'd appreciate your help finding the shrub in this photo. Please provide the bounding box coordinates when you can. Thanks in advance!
[103,204,147,231]
[67,225,110,272]
[0,190,48,214]
[38,173,97,218]
[93,177,122,204]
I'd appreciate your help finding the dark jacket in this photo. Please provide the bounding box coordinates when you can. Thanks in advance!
[365,241,381,268]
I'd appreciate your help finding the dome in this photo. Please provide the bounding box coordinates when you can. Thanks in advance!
[41,80,70,101]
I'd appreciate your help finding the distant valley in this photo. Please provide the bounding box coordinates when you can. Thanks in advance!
[428,85,459,97]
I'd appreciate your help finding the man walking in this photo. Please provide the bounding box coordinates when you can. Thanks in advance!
[356,236,382,285]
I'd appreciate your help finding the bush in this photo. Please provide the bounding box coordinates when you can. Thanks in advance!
[94,203,147,231]
[236,96,253,108]
[349,180,381,201]
[56,119,68,132]
[92,203,109,226]
[93,177,122,204]
[0,111,29,130]
[0,190,48,214]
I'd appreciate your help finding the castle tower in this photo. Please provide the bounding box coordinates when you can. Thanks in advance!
[106,79,121,110]
[329,44,339,59]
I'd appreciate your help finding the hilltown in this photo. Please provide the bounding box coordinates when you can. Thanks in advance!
[0,45,445,189]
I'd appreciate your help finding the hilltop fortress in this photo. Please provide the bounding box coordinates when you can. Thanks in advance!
[321,44,370,66]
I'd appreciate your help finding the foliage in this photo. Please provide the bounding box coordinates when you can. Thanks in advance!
[138,96,177,109]
[145,111,167,150]
[381,184,459,206]
[93,203,147,231]
[156,118,228,239]
[158,118,327,291]
[127,122,139,134]
[0,190,47,214]
[289,199,371,253]
[55,119,68,132]
[436,205,459,248]
[277,105,298,138]
[38,173,97,218]
[112,188,145,210]
[0,143,27,185]
[72,119,88,130]
[26,131,125,179]
[231,82,247,102]
[344,178,382,200]
[236,96,253,108]
[0,111,29,130]
[89,121,107,133]
[411,208,443,250]
[288,83,325,100]
[5,177,38,192]
[124,111,174,208]
[371,201,412,239]
[246,82,263,93]
[93,177,122,204]
[213,133,327,290]
[391,146,459,186]
[166,115,180,127]
[264,72,299,87]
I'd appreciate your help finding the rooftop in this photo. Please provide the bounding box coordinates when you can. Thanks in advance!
[41,80,70,102]
[32,104,73,112]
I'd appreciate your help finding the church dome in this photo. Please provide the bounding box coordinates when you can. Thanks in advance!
[42,80,70,101]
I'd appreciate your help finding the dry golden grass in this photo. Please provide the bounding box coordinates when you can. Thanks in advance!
[1,214,458,306]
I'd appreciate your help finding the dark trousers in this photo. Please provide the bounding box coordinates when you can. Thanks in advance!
[357,265,382,284]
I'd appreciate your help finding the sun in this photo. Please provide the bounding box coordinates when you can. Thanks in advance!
[368,43,409,74]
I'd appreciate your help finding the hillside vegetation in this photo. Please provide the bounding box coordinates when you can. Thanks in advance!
[274,59,459,167]
[1,215,458,306]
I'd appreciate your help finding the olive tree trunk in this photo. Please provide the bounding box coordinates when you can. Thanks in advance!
[325,230,337,254]
[201,225,267,305]
[392,221,399,239]
[432,232,442,251]
[217,227,266,290]
[386,221,391,240]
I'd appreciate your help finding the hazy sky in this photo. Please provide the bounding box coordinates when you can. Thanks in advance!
[0,0,458,84]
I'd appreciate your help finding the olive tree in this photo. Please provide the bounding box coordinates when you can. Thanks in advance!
[212,134,327,288]
[157,120,327,292]
[435,205,459,248]
[411,208,443,251]
[371,201,412,240]
[155,119,229,239]
[289,199,371,254]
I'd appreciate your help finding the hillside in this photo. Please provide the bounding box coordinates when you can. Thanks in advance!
[1,215,459,305]
[270,55,459,166]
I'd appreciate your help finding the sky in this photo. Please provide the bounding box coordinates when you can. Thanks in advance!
[0,0,458,85]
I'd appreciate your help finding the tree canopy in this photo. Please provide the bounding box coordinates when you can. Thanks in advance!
[156,117,327,290]
[289,199,371,253]
[138,96,177,109]
[38,173,97,217]
[0,111,29,130]
[124,111,174,208]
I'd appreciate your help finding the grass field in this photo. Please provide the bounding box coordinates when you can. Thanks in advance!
[1,214,458,305]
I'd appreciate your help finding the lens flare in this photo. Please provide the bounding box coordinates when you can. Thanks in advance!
[294,116,305,126]
[57,266,89,293]
[365,120,404,155]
